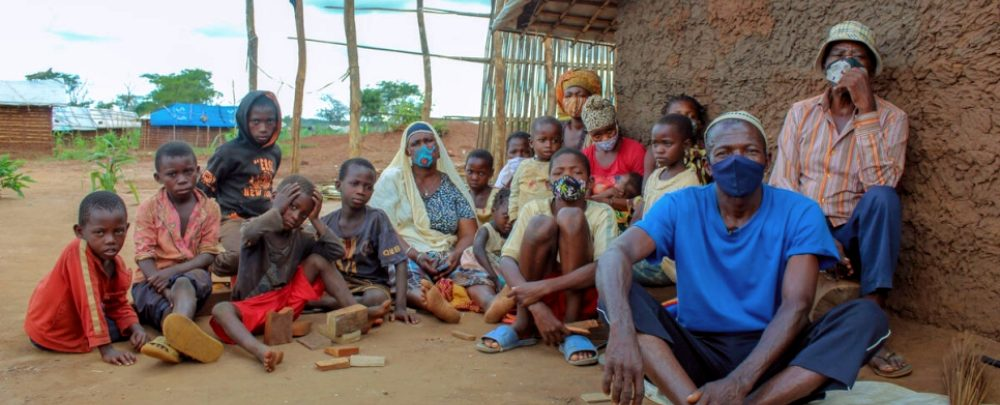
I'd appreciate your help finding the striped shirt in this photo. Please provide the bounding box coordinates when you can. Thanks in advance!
[769,92,908,226]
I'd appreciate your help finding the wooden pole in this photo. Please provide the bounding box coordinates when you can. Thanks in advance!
[246,0,258,91]
[544,37,554,116]
[345,0,362,158]
[290,0,306,174]
[490,1,508,173]
[417,0,432,121]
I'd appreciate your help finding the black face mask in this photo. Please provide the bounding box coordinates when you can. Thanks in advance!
[825,57,863,86]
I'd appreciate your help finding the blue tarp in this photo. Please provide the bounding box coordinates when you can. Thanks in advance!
[149,103,237,128]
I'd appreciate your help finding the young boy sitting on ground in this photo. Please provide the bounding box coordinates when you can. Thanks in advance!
[462,189,518,322]
[494,131,533,190]
[507,117,563,222]
[24,191,149,366]
[319,158,420,325]
[210,175,389,372]
[132,141,224,364]
[198,91,283,277]
[631,114,703,287]
[465,149,498,225]
[476,148,618,367]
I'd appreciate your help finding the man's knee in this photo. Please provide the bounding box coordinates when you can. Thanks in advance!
[861,186,900,211]
[524,215,558,242]
[555,206,586,232]
[832,299,889,336]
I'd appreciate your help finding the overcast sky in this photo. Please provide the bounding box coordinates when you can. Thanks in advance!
[1,0,492,118]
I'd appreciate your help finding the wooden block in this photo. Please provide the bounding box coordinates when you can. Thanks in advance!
[263,307,294,345]
[324,304,368,338]
[292,320,312,337]
[332,330,362,344]
[297,332,331,350]
[450,330,477,341]
[349,355,385,367]
[566,319,599,330]
[324,346,360,357]
[580,392,610,403]
[566,326,591,336]
[315,357,350,371]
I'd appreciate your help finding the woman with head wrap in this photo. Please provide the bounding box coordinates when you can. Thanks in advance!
[556,69,602,150]
[581,96,647,229]
[370,122,497,322]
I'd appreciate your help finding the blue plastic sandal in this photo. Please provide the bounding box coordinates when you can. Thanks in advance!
[559,334,598,366]
[475,324,538,353]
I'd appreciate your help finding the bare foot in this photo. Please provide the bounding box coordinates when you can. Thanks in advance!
[420,279,461,323]
[368,299,391,319]
[257,349,284,373]
[484,286,515,324]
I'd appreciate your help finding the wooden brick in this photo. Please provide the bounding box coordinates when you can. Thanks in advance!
[319,304,368,338]
[349,355,385,367]
[296,332,331,351]
[324,346,360,357]
[292,320,312,337]
[580,392,610,403]
[263,307,294,345]
[450,330,477,341]
[315,357,350,371]
[566,326,591,335]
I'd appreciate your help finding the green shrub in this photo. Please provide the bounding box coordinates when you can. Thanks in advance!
[53,132,92,160]
[87,132,140,204]
[0,154,34,198]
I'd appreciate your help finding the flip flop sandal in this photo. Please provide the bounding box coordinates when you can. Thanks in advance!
[869,350,913,378]
[559,334,598,366]
[163,313,224,363]
[475,324,538,354]
[643,379,670,405]
[141,336,180,364]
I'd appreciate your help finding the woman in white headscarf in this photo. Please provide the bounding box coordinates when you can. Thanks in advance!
[370,122,496,322]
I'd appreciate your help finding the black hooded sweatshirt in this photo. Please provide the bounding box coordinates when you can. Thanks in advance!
[198,91,282,219]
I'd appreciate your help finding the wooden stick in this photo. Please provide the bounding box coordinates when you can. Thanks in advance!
[417,0,432,122]
[289,0,306,174]
[246,0,258,91]
[344,0,362,158]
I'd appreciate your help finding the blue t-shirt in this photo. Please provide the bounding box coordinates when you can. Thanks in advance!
[635,184,838,333]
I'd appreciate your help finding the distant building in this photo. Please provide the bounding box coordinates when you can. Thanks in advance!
[141,103,237,150]
[0,80,68,153]
[52,106,140,139]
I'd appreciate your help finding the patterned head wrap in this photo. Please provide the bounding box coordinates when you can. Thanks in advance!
[581,96,616,131]
[556,69,602,118]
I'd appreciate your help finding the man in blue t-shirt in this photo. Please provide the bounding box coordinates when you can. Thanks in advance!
[596,112,890,405]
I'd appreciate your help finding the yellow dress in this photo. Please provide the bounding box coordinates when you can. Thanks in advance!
[474,188,498,225]
[507,158,552,222]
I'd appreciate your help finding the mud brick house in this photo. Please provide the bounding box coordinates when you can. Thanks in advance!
[493,0,1000,338]
[0,80,68,154]
[141,103,237,150]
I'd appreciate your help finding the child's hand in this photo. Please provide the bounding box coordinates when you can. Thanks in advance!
[273,183,302,212]
[394,308,420,325]
[99,344,136,366]
[146,271,172,294]
[309,189,323,220]
[129,324,149,351]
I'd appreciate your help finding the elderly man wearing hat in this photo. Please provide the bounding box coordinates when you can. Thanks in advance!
[769,21,910,378]
[596,112,890,405]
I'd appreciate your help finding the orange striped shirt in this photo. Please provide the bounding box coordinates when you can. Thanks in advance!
[769,92,908,226]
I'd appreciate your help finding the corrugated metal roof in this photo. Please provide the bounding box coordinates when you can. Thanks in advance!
[90,109,140,129]
[149,103,237,128]
[52,106,97,131]
[0,80,70,106]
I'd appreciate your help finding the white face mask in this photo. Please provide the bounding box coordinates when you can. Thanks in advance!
[595,135,619,151]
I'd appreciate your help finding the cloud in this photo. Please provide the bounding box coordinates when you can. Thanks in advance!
[196,25,244,38]
[48,29,113,42]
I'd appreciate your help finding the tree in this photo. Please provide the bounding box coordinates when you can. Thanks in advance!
[138,69,221,114]
[318,95,349,125]
[359,81,423,132]
[26,68,90,106]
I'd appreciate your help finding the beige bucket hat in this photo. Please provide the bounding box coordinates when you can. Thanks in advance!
[815,21,882,75]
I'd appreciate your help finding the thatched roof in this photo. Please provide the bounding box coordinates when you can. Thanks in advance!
[492,0,618,45]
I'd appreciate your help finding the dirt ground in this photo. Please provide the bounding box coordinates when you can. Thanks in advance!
[1,122,998,404]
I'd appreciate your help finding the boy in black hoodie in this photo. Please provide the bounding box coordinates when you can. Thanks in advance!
[199,91,282,277]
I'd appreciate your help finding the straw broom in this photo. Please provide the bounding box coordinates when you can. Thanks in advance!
[943,332,991,405]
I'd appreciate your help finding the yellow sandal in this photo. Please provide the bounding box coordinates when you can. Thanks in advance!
[140,336,180,364]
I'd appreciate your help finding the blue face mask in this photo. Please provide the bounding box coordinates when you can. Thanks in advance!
[711,155,764,197]
[412,144,436,169]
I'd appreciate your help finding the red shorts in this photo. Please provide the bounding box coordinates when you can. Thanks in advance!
[210,267,324,344]
[540,272,599,321]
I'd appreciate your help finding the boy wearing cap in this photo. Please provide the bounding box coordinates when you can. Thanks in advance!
[768,21,910,378]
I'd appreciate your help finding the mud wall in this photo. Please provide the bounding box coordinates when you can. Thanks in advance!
[614,0,1000,338]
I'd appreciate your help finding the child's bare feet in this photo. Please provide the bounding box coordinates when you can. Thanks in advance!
[484,285,515,324]
[255,348,284,373]
[420,279,461,323]
[98,344,136,366]
[368,299,391,319]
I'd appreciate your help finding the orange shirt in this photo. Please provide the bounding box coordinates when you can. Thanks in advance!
[24,239,138,353]
[133,188,222,282]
